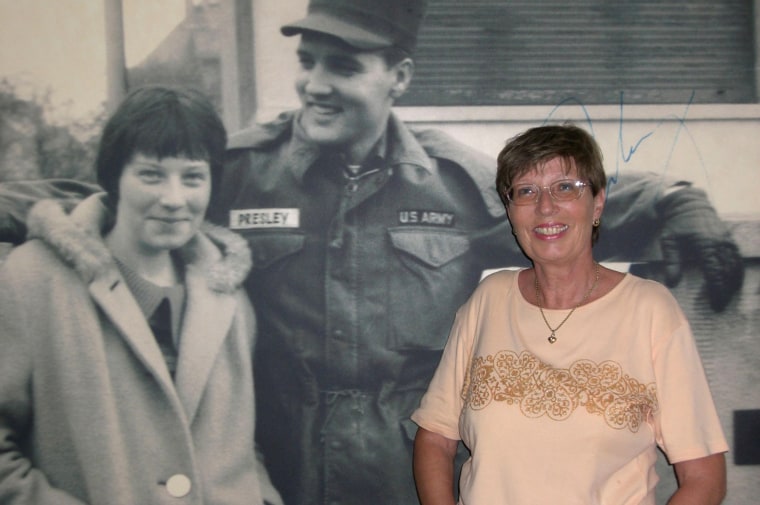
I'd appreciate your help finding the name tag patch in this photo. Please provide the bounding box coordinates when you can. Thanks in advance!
[229,208,300,229]
[398,210,455,227]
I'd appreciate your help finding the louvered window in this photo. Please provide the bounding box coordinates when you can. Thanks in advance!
[400,0,756,106]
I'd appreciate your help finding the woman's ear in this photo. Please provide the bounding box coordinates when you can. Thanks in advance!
[389,58,414,99]
[593,188,606,221]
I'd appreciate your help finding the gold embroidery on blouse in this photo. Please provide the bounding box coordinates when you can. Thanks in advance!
[461,350,658,432]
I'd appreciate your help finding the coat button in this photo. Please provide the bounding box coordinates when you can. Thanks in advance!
[166,474,192,497]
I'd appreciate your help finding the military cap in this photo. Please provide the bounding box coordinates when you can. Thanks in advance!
[281,0,428,53]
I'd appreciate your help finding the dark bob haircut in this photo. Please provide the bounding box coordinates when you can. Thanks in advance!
[95,85,227,211]
[495,123,607,244]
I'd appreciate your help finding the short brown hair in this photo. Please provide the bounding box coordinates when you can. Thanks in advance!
[495,124,606,243]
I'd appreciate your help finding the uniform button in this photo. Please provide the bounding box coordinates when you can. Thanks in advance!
[166,474,192,498]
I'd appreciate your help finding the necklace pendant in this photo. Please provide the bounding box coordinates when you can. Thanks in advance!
[548,333,557,344]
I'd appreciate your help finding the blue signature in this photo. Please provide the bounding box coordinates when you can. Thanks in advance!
[541,91,708,195]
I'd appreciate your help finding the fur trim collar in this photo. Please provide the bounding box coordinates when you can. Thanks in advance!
[26,194,252,293]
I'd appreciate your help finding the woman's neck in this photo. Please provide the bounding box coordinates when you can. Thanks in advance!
[105,232,179,287]
[533,261,600,309]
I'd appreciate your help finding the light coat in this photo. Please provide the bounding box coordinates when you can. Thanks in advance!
[0,194,278,505]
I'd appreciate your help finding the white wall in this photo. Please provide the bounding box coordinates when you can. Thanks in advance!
[397,105,760,219]
[252,0,305,118]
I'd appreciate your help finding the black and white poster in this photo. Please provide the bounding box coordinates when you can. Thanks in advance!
[1,1,758,504]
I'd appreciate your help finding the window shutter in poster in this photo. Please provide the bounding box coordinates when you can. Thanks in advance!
[400,0,755,106]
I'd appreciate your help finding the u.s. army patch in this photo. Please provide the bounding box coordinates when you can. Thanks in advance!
[398,210,455,227]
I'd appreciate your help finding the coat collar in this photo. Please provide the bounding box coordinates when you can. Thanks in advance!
[26,193,252,292]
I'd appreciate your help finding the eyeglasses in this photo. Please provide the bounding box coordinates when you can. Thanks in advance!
[506,179,589,206]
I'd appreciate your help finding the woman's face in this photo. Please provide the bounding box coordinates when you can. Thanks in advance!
[112,153,211,257]
[506,156,605,267]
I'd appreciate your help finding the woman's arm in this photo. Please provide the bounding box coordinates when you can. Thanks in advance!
[413,427,459,505]
[0,264,86,505]
[0,180,99,244]
[667,453,727,505]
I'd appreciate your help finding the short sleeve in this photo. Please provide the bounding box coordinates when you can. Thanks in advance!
[652,298,729,463]
[411,294,479,441]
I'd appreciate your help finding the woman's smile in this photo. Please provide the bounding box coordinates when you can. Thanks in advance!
[533,223,569,237]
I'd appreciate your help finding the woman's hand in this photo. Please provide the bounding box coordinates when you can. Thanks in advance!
[668,452,726,505]
[413,427,459,505]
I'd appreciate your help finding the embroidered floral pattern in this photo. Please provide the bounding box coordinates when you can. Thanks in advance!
[462,350,658,432]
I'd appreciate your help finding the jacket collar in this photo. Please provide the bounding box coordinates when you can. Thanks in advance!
[285,110,433,184]
[26,193,252,292]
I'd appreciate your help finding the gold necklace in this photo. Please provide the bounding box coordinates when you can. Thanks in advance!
[534,262,600,344]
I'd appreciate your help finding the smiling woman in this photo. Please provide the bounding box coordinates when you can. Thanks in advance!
[0,86,282,505]
[412,124,729,505]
